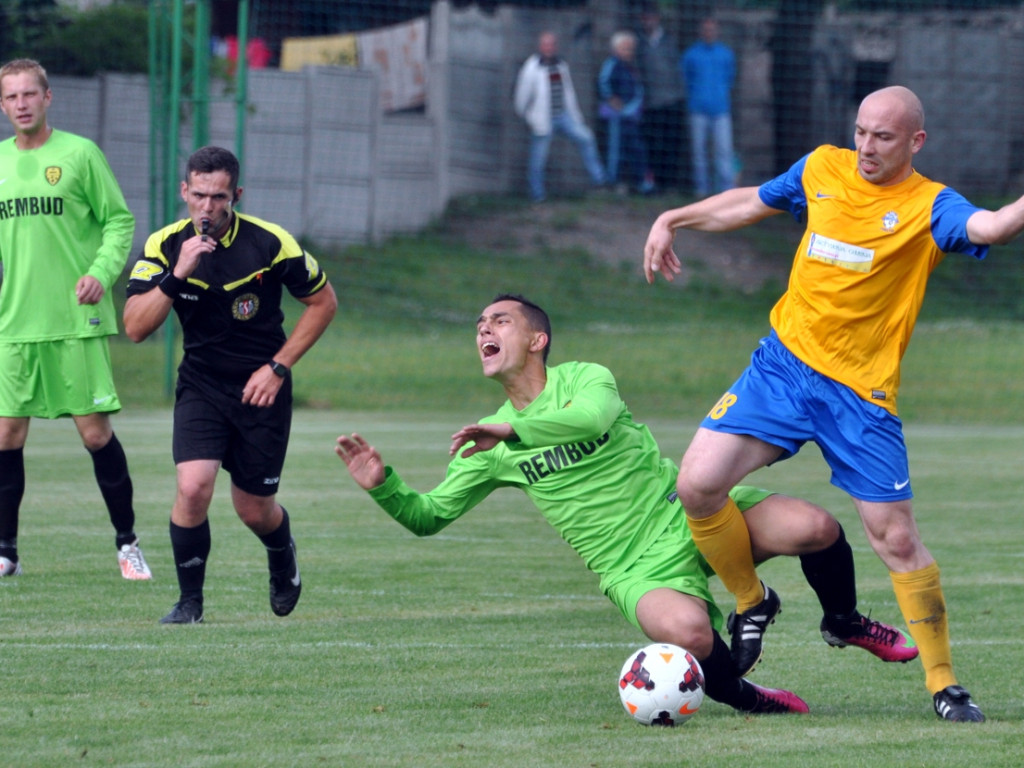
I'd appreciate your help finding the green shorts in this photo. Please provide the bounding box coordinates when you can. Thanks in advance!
[0,337,122,418]
[603,485,772,634]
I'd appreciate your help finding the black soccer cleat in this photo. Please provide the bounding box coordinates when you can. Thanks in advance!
[160,598,204,624]
[933,685,985,722]
[269,538,302,617]
[726,582,781,677]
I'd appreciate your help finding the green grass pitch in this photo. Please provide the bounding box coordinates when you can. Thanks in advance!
[3,410,1022,767]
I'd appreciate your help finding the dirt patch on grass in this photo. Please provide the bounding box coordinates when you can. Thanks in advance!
[441,195,790,294]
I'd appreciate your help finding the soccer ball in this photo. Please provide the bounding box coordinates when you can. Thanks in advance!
[618,643,705,726]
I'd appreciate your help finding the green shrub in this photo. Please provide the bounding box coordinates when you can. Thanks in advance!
[6,1,149,76]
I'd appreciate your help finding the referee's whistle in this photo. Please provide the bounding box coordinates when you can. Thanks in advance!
[201,217,210,241]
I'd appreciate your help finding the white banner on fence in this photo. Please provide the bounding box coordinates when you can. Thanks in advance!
[356,17,428,112]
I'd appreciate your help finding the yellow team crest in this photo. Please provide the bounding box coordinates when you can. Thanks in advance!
[45,166,62,186]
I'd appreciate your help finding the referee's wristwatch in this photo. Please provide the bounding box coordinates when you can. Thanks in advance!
[269,360,289,378]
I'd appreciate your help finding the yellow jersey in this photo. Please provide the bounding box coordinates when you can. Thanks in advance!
[759,146,987,414]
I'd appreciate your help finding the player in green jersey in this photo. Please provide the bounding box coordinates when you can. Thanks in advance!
[0,59,151,581]
[334,294,917,715]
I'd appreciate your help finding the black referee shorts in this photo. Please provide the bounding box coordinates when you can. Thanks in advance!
[172,361,292,496]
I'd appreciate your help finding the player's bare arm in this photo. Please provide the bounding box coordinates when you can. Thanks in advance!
[123,288,173,342]
[449,422,516,458]
[240,282,337,407]
[335,433,386,490]
[643,187,779,284]
[965,195,1024,245]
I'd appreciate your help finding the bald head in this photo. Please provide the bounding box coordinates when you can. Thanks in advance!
[854,85,927,186]
[538,31,558,58]
[861,86,925,133]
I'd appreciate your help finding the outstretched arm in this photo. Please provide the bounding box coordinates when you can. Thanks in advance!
[335,433,387,490]
[643,187,780,283]
[334,432,498,537]
[966,195,1024,245]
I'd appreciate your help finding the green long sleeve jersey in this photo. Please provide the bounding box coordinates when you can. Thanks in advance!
[0,129,134,341]
[368,361,684,580]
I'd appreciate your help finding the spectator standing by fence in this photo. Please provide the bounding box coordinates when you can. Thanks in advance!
[681,17,736,197]
[599,30,655,195]
[514,31,607,203]
[637,5,686,193]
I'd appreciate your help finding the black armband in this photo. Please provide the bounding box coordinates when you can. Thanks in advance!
[158,273,186,298]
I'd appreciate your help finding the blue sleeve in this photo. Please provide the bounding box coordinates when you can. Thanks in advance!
[623,82,643,118]
[680,50,692,91]
[931,187,988,259]
[757,153,811,220]
[598,58,615,100]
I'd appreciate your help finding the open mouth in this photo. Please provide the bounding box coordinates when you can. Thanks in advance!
[481,341,500,358]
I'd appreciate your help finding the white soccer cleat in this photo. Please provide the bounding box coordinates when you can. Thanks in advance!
[0,555,22,577]
[118,541,153,580]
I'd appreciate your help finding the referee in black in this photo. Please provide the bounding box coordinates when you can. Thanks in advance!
[124,146,337,624]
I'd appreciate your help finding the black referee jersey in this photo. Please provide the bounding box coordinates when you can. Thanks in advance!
[126,212,328,380]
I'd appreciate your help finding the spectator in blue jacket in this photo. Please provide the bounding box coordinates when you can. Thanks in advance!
[598,31,655,195]
[681,17,736,197]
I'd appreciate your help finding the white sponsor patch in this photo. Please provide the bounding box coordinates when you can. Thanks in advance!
[806,232,874,273]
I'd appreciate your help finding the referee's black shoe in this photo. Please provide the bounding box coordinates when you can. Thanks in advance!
[160,597,204,624]
[269,538,302,617]
[726,582,781,677]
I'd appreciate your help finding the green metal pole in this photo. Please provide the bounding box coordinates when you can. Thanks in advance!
[147,2,160,250]
[235,0,250,177]
[193,0,210,149]
[161,0,186,397]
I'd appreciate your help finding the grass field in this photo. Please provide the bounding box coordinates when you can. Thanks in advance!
[4,411,1024,767]
[6,198,1024,765]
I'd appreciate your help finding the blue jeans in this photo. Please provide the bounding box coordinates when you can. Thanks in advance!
[528,111,606,202]
[689,112,734,197]
[603,115,652,191]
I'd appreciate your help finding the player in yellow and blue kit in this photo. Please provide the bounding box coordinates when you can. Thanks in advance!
[642,85,1024,722]
[335,294,917,716]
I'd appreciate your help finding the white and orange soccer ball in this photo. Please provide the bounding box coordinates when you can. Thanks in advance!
[618,643,705,726]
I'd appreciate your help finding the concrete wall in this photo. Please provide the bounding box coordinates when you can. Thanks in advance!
[4,2,1024,259]
[727,7,1024,194]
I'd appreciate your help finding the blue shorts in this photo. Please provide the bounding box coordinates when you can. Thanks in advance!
[700,332,912,503]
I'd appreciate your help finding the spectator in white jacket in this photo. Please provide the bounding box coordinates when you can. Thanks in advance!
[514,31,607,202]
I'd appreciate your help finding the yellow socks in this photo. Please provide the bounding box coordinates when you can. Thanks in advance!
[686,497,763,612]
[890,562,956,694]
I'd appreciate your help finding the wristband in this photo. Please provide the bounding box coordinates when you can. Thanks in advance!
[269,360,289,378]
[158,273,186,298]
